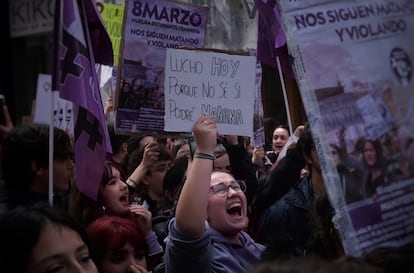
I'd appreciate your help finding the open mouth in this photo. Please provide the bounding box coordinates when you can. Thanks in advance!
[227,203,242,216]
[119,193,128,203]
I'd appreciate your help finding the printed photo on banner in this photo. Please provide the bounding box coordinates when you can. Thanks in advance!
[115,0,208,135]
[277,0,414,256]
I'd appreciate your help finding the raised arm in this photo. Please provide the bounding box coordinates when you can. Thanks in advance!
[222,135,258,205]
[126,141,159,189]
[175,116,217,236]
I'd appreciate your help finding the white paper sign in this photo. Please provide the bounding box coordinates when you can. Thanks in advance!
[164,48,256,136]
[33,74,74,134]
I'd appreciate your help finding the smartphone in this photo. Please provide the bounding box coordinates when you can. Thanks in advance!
[188,135,196,159]
[0,95,5,125]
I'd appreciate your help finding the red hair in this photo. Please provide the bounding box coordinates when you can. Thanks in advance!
[86,216,148,268]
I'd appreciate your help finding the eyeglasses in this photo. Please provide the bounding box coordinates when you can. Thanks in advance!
[210,180,246,197]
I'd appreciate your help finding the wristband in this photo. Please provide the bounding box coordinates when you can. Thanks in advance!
[194,152,215,160]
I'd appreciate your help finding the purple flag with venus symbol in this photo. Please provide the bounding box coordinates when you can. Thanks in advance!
[52,0,113,200]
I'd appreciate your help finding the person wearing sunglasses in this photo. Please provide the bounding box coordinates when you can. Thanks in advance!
[164,116,264,273]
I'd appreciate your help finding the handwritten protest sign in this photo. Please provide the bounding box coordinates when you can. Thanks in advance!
[164,48,256,136]
[115,0,208,135]
[97,2,124,66]
[278,0,414,256]
[33,74,74,134]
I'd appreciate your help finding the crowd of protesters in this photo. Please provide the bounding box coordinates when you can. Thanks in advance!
[0,99,413,273]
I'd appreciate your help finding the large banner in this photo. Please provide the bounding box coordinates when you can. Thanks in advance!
[278,0,414,256]
[115,0,208,135]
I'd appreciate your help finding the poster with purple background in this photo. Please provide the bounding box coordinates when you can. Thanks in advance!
[115,0,208,135]
[278,0,414,256]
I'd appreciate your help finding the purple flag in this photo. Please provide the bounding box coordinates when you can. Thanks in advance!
[256,0,294,78]
[52,0,113,200]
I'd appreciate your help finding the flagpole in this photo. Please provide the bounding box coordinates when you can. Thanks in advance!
[276,55,293,136]
[48,90,55,206]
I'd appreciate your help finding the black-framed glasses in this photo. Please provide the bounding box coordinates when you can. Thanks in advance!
[210,180,246,197]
